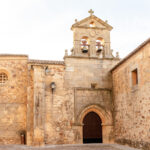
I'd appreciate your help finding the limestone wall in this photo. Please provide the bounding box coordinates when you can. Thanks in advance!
[112,43,150,149]
[27,63,77,145]
[74,88,114,143]
[44,64,75,144]
[64,57,118,89]
[0,56,28,144]
[64,57,119,143]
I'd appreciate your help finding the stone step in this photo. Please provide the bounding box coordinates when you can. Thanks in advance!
[0,144,141,150]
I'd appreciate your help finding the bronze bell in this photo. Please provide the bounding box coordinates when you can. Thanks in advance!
[97,48,102,53]
[82,46,88,53]
[97,45,103,53]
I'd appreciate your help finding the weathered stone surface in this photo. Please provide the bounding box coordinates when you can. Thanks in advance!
[2,11,149,150]
[0,56,28,144]
[112,42,150,150]
[0,12,121,146]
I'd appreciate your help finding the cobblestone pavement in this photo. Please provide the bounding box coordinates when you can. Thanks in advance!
[0,144,141,150]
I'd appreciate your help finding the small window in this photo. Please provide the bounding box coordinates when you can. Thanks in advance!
[0,72,8,85]
[132,69,138,86]
[91,83,97,89]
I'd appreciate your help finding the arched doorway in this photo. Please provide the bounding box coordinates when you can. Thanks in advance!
[83,111,102,143]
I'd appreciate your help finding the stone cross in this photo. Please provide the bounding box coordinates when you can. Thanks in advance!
[88,9,94,16]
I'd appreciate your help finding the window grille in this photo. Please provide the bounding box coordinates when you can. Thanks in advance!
[0,73,8,85]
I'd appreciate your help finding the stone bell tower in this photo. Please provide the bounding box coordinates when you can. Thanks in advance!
[70,9,114,58]
[64,9,119,89]
[64,10,120,144]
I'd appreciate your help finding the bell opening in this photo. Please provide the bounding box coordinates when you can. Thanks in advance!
[97,49,102,53]
[82,49,88,53]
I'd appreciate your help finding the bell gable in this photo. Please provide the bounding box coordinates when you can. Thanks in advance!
[71,15,113,31]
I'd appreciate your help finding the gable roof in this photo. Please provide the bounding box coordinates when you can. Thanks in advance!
[71,15,113,31]
[111,37,150,72]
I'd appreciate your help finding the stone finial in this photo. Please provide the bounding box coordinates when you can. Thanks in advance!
[88,9,94,16]
[116,52,119,58]
[75,19,78,23]
[65,49,68,56]
[71,48,74,56]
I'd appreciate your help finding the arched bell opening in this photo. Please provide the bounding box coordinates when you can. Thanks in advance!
[81,36,90,53]
[96,37,104,56]
[83,111,102,143]
[89,21,95,27]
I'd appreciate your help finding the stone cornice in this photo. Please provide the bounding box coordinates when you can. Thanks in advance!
[0,54,28,57]
[75,87,112,91]
[28,59,64,65]
[0,54,28,60]
[64,55,120,61]
[71,15,113,31]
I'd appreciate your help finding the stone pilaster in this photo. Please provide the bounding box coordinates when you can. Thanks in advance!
[73,40,81,56]
[33,66,45,146]
[27,86,33,145]
[90,41,96,57]
[104,42,112,58]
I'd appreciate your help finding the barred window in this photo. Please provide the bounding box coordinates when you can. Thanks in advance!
[0,73,8,85]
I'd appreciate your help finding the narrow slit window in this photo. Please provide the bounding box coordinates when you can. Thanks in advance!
[132,69,138,86]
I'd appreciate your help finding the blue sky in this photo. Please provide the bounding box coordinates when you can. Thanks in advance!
[0,0,149,60]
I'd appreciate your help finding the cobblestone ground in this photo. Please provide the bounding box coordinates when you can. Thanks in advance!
[0,144,141,150]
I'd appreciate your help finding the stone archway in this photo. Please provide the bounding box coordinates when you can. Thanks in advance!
[78,105,114,144]
[83,111,102,143]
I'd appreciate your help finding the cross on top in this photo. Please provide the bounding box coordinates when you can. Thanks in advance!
[88,9,94,16]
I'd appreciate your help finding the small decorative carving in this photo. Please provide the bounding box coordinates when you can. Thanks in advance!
[90,31,96,37]
[91,83,97,89]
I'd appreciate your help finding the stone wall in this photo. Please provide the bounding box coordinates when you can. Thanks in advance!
[64,57,119,89]
[72,27,111,57]
[75,88,112,121]
[26,66,34,145]
[64,57,119,144]
[112,43,150,150]
[0,55,28,144]
[0,54,119,146]
[44,64,75,144]
[74,88,114,143]
[27,63,77,145]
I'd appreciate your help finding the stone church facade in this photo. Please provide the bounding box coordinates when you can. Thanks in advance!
[0,10,149,150]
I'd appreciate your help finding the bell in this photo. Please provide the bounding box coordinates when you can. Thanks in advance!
[82,46,88,53]
[97,48,102,53]
[97,45,103,53]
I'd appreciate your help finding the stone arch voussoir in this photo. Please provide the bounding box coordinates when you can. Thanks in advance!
[78,105,113,126]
